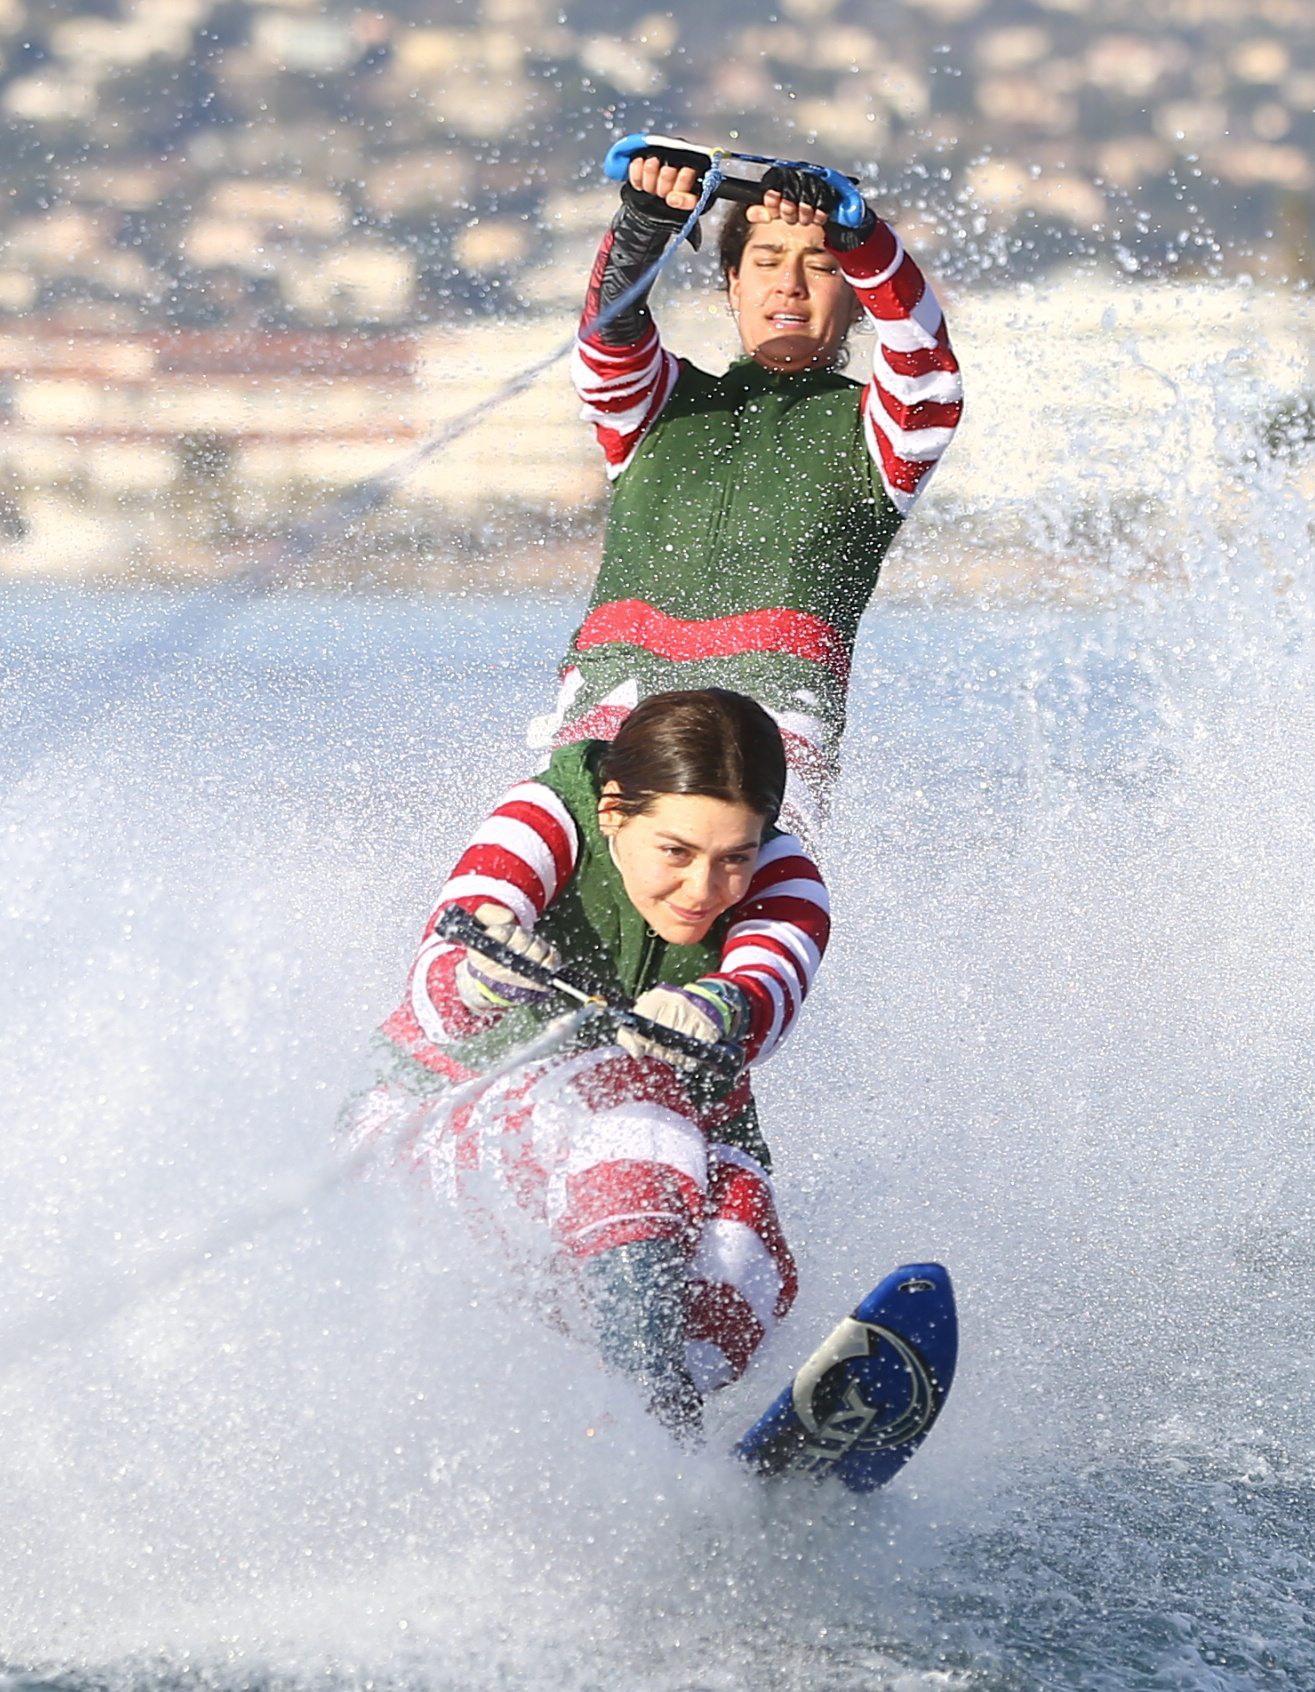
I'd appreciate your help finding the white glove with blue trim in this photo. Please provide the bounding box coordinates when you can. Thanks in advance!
[454,902,561,1013]
[619,978,747,1072]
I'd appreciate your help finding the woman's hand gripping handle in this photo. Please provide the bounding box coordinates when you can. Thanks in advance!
[435,905,744,1082]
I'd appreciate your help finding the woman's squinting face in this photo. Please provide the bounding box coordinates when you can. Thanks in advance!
[600,791,765,944]
[728,220,859,372]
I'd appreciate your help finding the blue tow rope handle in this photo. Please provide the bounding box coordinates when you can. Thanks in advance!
[603,131,868,230]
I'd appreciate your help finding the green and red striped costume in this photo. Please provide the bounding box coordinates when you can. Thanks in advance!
[531,206,962,841]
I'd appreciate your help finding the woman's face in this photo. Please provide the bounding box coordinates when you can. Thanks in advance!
[598,789,766,945]
[728,220,861,372]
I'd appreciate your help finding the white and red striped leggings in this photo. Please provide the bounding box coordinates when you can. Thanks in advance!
[358,1046,798,1394]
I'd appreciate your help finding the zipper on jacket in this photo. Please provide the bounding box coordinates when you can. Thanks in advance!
[712,367,784,575]
[636,923,662,995]
[701,364,763,572]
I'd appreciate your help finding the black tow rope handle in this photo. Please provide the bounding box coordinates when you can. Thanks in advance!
[434,906,744,1083]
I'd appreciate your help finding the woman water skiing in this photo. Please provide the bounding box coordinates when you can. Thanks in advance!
[345,687,829,1435]
[534,145,963,843]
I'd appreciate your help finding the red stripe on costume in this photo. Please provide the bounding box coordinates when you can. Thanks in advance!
[378,1005,482,1081]
[384,951,491,1054]
[872,384,964,437]
[731,890,831,944]
[864,399,932,497]
[574,315,676,472]
[418,945,491,1035]
[707,1159,799,1318]
[600,371,677,471]
[881,324,959,379]
[574,599,852,689]
[498,797,577,895]
[720,932,809,1001]
[735,978,796,1061]
[421,781,580,961]
[556,1159,704,1258]
[737,893,828,943]
[497,798,568,893]
[838,216,961,514]
[740,849,827,897]
[716,843,830,1060]
[568,1051,694,1118]
[575,331,660,398]
[586,382,660,417]
[575,338,656,379]
[442,841,551,915]
[834,218,899,278]
[854,251,928,320]
[685,1281,765,1381]
[724,902,831,990]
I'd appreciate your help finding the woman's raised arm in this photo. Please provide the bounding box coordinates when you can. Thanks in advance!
[835,217,964,516]
[570,159,699,478]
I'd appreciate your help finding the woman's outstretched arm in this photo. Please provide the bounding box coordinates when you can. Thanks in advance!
[383,780,581,1053]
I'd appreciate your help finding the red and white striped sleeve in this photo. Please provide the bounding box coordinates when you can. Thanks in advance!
[571,229,680,479]
[404,780,580,1046]
[708,832,831,1066]
[837,219,963,516]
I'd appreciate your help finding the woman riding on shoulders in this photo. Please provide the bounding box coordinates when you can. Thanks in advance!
[534,147,964,845]
[345,687,831,1436]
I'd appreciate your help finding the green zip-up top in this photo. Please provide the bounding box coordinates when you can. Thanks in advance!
[566,358,901,756]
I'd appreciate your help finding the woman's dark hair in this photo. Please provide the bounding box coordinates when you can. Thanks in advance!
[598,688,786,826]
[717,201,755,287]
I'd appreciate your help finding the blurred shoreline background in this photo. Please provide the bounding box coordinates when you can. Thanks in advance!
[1,0,1314,602]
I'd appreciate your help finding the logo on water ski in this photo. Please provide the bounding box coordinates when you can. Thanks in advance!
[789,1316,939,1471]
[735,1264,956,1492]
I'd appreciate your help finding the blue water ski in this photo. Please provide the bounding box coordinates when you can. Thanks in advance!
[734,1262,957,1493]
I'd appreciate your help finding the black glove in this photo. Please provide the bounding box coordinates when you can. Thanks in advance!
[620,178,703,249]
[759,165,876,254]
[584,176,700,346]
